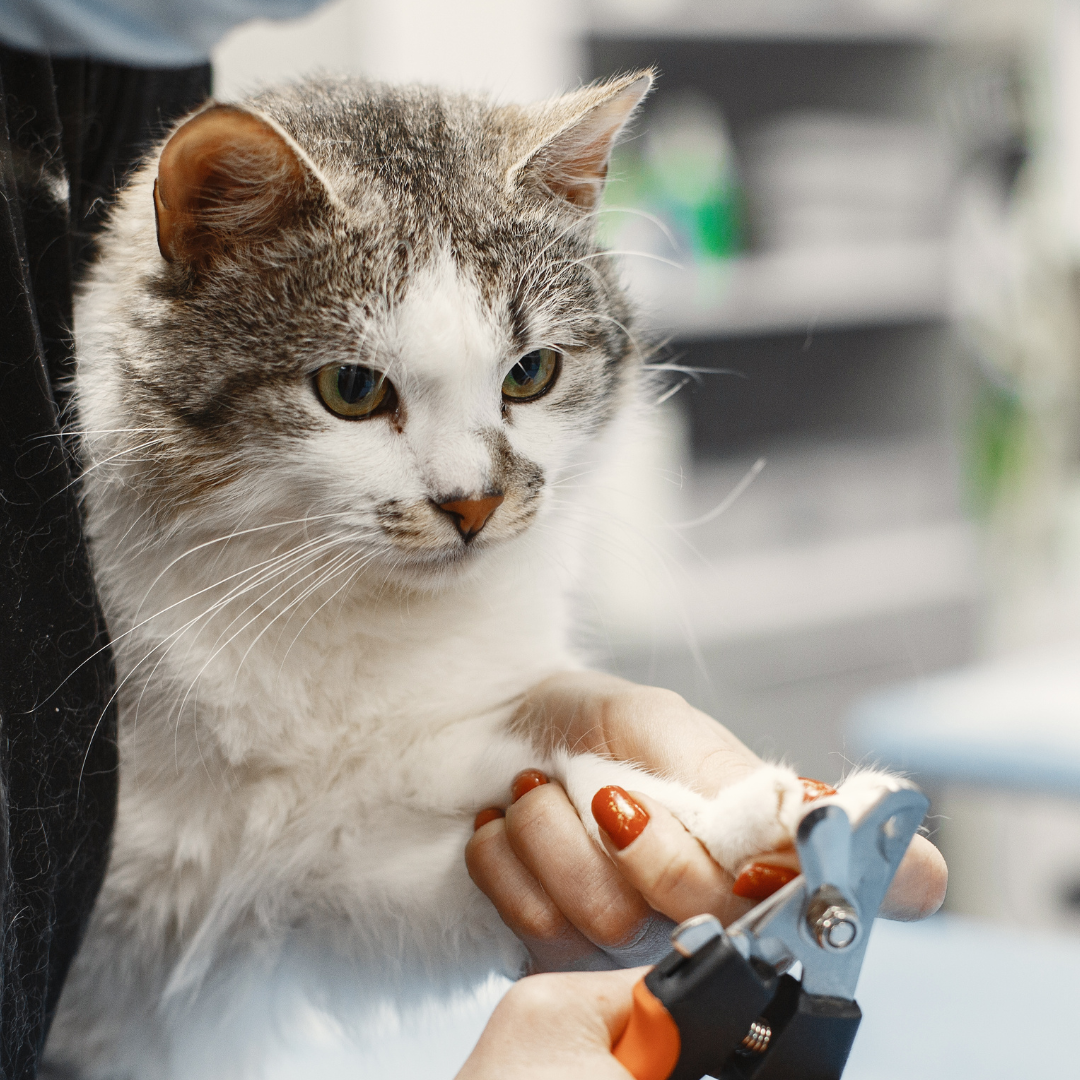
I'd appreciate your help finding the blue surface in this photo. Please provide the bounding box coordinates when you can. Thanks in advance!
[847,915,1080,1079]
[847,642,1080,796]
[851,685,1080,795]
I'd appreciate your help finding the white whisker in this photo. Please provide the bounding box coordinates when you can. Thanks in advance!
[671,457,766,530]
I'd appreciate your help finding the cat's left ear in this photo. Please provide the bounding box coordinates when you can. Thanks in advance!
[153,103,331,268]
[510,70,654,212]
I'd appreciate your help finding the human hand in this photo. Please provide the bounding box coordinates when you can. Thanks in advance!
[465,671,947,972]
[454,967,643,1080]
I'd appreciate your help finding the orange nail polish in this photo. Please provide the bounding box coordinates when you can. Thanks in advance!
[591,786,649,850]
[732,862,800,901]
[511,769,549,803]
[473,807,505,830]
[799,777,837,803]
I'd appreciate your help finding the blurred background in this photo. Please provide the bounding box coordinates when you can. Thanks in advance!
[209,2,1080,1076]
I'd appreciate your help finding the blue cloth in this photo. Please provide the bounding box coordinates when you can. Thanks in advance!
[0,0,330,66]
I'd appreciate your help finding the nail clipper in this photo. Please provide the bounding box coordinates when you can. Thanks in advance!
[612,785,929,1080]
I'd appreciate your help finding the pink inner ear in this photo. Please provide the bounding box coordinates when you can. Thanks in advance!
[154,106,307,266]
[527,73,652,212]
[541,137,613,210]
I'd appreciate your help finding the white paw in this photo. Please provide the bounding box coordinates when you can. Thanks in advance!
[674,764,805,872]
[807,768,916,829]
[554,754,912,877]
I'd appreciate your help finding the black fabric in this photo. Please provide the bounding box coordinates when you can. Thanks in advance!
[0,46,210,1079]
[2,47,213,409]
[50,55,216,278]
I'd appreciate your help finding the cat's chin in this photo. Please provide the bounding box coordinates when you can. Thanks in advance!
[376,539,501,590]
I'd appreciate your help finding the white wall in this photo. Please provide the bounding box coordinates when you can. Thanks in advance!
[212,0,586,104]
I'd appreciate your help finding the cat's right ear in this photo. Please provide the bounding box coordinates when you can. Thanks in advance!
[154,104,326,268]
[508,70,654,213]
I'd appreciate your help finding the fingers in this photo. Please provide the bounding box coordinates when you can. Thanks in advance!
[880,834,948,920]
[731,850,800,901]
[514,672,760,797]
[504,778,660,955]
[589,786,947,924]
[458,836,947,1080]
[504,967,647,1049]
[465,813,609,972]
[469,773,675,968]
[592,788,755,926]
[513,676,948,923]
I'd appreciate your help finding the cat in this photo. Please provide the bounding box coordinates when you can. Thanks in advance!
[45,71,907,1079]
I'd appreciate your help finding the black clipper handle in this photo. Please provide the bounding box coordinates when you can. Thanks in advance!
[719,975,862,1080]
[614,945,861,1080]
[614,935,775,1080]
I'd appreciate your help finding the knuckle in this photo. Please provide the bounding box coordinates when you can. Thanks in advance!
[586,902,638,950]
[511,898,569,943]
[637,686,688,711]
[505,784,567,838]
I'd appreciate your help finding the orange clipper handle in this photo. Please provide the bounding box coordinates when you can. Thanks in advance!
[613,978,682,1080]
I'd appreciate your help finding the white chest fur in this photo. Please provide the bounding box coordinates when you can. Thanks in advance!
[47,510,582,1077]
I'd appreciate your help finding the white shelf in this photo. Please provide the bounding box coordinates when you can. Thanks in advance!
[593,518,979,649]
[585,0,945,42]
[587,437,975,648]
[622,239,949,338]
[662,520,977,645]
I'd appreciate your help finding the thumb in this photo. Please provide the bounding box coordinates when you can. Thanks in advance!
[566,966,650,1046]
[457,967,650,1080]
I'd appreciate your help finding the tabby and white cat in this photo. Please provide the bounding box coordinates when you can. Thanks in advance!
[47,72,904,1078]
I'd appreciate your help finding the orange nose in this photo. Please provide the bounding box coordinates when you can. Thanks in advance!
[437,494,504,540]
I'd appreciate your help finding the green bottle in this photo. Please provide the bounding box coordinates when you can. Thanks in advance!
[645,92,743,262]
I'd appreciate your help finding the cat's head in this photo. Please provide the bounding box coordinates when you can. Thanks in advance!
[80,73,652,589]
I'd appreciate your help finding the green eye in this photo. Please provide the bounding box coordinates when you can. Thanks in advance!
[502,348,560,402]
[316,364,394,419]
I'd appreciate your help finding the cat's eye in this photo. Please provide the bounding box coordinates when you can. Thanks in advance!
[502,348,560,402]
[316,364,395,419]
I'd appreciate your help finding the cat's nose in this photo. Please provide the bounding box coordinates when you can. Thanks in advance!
[436,494,504,540]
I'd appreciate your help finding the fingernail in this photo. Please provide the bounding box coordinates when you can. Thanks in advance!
[511,769,549,803]
[732,862,800,901]
[591,785,649,850]
[473,807,505,831]
[799,776,837,803]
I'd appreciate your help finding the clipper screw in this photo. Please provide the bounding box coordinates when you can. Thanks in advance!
[817,905,858,949]
[806,885,860,951]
